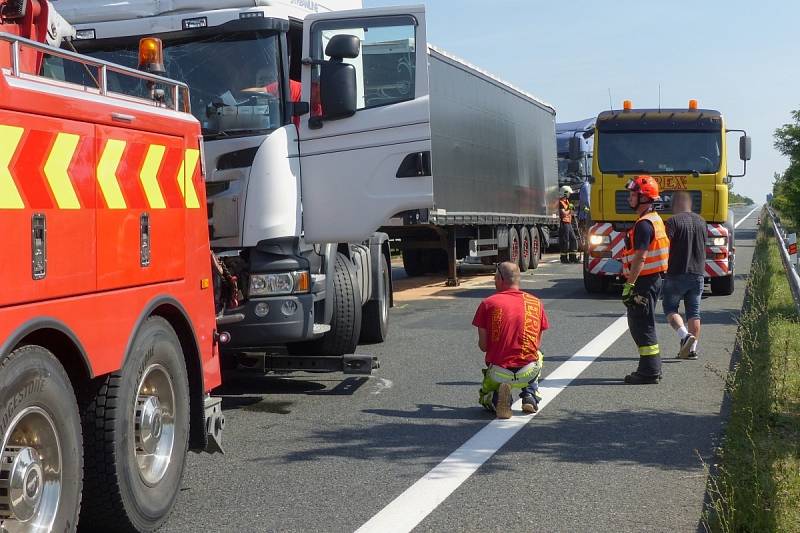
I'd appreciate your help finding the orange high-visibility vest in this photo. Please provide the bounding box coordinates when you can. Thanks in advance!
[622,211,669,278]
[559,198,572,224]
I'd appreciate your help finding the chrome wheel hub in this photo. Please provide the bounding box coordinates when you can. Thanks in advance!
[134,364,176,486]
[1,446,43,521]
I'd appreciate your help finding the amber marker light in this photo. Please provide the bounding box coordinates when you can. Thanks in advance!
[138,37,166,74]
[689,99,698,110]
[623,99,633,110]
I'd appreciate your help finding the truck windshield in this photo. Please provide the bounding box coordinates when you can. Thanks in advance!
[71,31,282,138]
[597,131,722,174]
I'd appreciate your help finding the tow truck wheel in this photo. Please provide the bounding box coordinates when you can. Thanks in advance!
[583,256,605,293]
[0,346,82,533]
[80,317,190,532]
[710,274,735,296]
[361,253,390,344]
[519,227,531,272]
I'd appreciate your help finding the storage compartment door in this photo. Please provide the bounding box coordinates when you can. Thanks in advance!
[299,6,433,243]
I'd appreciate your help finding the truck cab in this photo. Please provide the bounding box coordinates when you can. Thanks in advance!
[583,100,751,295]
[55,0,434,371]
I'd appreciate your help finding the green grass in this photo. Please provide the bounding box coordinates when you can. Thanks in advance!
[704,217,800,532]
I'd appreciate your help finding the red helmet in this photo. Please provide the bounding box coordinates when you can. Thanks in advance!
[626,175,660,201]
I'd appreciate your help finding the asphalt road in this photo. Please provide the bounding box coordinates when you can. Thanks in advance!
[162,206,759,533]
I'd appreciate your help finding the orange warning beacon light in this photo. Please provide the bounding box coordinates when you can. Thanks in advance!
[689,99,698,110]
[623,99,633,110]
[138,37,166,75]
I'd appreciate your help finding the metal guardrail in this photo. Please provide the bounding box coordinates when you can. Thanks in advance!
[767,206,800,316]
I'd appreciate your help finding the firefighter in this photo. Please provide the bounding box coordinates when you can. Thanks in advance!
[621,175,670,384]
[472,262,548,419]
[559,186,579,263]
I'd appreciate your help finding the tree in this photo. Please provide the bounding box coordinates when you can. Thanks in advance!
[773,110,800,228]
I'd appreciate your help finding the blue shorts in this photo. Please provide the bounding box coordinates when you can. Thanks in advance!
[662,273,704,320]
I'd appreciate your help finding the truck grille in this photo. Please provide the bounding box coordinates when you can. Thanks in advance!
[616,190,702,214]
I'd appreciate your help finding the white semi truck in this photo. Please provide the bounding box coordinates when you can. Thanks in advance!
[56,0,434,373]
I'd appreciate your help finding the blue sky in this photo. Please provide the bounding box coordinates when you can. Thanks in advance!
[364,0,799,202]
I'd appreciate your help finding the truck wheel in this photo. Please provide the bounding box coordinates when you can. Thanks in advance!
[402,249,426,277]
[0,346,82,532]
[583,258,605,293]
[529,228,541,270]
[360,254,390,344]
[710,274,734,296]
[80,317,190,532]
[519,227,531,272]
[508,227,521,268]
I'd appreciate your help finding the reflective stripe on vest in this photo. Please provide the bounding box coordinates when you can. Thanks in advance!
[622,211,670,277]
[559,198,572,224]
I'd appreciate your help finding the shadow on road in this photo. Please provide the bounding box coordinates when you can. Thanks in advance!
[218,374,370,412]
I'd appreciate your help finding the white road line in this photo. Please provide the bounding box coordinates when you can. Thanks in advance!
[355,315,630,533]
[548,259,560,263]
[735,205,760,229]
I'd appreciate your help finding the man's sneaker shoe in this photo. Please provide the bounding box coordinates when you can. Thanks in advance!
[677,334,696,359]
[624,371,660,385]
[495,383,513,419]
[687,351,699,360]
[521,396,538,414]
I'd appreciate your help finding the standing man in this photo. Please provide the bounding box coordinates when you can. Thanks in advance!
[472,262,549,419]
[662,191,707,359]
[559,186,579,263]
[621,176,670,384]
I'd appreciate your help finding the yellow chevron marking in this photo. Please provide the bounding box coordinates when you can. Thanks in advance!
[0,125,25,209]
[178,148,200,209]
[140,144,166,209]
[44,133,81,209]
[96,139,127,209]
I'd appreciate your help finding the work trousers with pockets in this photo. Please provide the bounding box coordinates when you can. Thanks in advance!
[627,274,663,377]
[479,356,543,412]
[559,223,578,254]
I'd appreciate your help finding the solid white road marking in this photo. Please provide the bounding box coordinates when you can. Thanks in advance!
[735,205,759,229]
[548,259,560,263]
[355,315,630,533]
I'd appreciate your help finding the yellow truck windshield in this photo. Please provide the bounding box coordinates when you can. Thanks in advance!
[598,131,722,175]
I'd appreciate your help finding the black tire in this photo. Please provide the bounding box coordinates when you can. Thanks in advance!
[529,228,541,270]
[0,346,82,532]
[519,227,531,272]
[402,249,426,277]
[360,253,390,344]
[508,227,521,268]
[79,317,190,532]
[583,256,605,293]
[710,274,734,296]
[290,252,362,356]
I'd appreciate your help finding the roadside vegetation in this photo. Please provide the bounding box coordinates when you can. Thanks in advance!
[728,191,754,206]
[772,109,800,228]
[704,216,800,532]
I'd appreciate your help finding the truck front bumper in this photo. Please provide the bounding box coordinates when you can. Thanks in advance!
[219,293,316,350]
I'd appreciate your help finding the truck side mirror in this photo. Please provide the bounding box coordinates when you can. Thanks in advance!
[0,0,27,19]
[568,136,581,161]
[318,34,361,121]
[739,135,751,161]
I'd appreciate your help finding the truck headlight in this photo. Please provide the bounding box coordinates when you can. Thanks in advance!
[249,271,310,296]
[708,237,727,246]
[589,234,610,246]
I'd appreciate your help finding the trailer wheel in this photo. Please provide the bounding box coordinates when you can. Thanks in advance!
[710,274,734,296]
[519,227,531,272]
[508,227,521,268]
[402,249,426,277]
[80,317,189,532]
[0,346,82,532]
[360,253,390,344]
[529,228,541,270]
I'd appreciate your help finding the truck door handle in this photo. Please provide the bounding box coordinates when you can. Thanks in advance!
[111,113,135,123]
[396,151,432,178]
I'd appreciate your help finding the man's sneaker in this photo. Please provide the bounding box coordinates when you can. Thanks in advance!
[687,351,699,360]
[521,396,538,414]
[624,371,660,385]
[677,334,696,359]
[495,383,513,419]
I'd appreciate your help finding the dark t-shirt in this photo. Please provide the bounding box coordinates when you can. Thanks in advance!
[633,219,654,251]
[665,211,707,276]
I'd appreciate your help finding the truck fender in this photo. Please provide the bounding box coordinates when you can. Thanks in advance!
[1,317,93,379]
[366,232,391,304]
[323,243,336,326]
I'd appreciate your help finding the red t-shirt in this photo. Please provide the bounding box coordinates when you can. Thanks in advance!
[472,289,549,368]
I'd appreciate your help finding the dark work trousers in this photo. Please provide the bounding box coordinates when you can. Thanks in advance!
[559,222,578,260]
[627,274,664,377]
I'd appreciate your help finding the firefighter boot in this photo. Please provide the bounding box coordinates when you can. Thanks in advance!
[495,383,513,419]
[625,348,662,384]
[560,254,569,264]
[569,252,579,263]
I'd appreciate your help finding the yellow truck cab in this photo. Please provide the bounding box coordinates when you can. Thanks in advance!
[582,100,751,295]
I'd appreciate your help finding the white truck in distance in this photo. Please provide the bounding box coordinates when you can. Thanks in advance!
[56,0,435,373]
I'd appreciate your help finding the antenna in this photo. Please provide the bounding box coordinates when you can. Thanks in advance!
[608,88,613,111]
[658,84,662,112]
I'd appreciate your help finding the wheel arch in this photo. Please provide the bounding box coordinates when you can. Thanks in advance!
[126,296,207,452]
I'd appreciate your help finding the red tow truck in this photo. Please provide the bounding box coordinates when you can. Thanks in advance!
[1,0,223,530]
